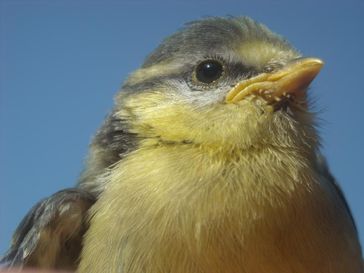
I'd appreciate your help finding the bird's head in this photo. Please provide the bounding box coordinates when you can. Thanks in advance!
[115,17,323,154]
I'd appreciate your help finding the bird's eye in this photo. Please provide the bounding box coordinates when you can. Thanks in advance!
[195,60,224,84]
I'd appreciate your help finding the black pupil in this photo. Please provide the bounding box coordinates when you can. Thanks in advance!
[196,60,223,84]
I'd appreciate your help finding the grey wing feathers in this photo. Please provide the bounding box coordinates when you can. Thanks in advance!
[315,153,358,233]
[316,154,364,264]
[1,188,95,270]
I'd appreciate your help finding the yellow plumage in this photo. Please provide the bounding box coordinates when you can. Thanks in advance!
[2,16,363,273]
[79,91,361,272]
[80,135,360,272]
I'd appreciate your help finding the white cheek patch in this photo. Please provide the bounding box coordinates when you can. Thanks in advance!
[165,79,228,107]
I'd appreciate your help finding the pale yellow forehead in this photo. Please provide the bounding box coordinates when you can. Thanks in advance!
[238,41,299,69]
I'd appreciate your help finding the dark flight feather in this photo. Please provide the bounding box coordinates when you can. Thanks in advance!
[1,189,95,270]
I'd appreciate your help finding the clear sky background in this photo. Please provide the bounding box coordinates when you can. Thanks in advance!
[0,0,363,255]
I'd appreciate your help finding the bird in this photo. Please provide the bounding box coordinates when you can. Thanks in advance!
[1,16,363,273]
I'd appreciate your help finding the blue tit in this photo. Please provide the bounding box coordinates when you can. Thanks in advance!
[2,16,363,273]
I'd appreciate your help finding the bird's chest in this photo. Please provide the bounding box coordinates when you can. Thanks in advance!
[80,146,360,273]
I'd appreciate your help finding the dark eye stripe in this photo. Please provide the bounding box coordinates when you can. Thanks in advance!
[123,71,186,92]
[228,62,259,79]
[122,61,259,93]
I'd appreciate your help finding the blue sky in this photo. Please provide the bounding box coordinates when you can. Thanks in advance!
[0,0,363,255]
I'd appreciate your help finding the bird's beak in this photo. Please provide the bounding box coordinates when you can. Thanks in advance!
[225,58,324,103]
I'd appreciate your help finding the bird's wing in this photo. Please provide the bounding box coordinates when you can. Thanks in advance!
[316,154,364,266]
[1,188,95,270]
[315,154,358,233]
